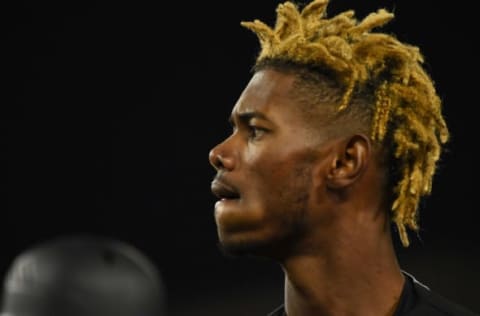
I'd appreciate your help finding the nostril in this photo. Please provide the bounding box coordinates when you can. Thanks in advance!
[214,154,225,169]
[208,148,224,170]
[209,141,235,171]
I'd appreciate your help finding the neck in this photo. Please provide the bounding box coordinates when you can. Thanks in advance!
[281,228,404,316]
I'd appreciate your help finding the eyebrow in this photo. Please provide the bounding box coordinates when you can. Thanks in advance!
[229,111,269,126]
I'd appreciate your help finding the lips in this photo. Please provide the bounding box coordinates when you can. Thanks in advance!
[211,178,240,200]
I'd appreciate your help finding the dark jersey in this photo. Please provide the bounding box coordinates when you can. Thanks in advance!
[267,272,478,316]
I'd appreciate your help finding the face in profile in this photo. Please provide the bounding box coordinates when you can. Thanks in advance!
[209,69,333,258]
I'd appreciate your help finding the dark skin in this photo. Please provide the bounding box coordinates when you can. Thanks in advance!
[209,69,404,316]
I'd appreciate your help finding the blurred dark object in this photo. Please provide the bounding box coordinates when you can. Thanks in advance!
[0,234,166,316]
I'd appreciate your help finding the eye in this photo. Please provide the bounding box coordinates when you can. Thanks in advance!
[247,125,267,140]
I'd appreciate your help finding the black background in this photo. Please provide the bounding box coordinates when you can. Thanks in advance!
[3,0,478,315]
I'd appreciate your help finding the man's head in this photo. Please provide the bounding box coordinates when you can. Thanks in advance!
[0,235,167,316]
[209,0,448,257]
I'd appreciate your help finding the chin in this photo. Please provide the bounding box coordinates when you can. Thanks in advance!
[216,230,288,260]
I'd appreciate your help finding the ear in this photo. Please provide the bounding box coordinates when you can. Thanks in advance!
[326,134,371,190]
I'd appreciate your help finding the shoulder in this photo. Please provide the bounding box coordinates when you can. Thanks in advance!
[404,272,479,316]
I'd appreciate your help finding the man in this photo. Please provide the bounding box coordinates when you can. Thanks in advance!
[208,0,478,315]
[0,234,167,316]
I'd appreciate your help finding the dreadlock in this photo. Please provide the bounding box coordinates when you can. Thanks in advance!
[241,0,449,247]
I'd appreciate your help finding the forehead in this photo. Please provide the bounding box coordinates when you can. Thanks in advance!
[232,69,298,118]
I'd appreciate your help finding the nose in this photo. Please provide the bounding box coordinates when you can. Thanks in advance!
[209,140,234,171]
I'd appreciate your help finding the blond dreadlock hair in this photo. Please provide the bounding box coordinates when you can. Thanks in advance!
[241,0,449,247]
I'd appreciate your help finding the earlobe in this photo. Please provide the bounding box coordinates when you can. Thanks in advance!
[326,134,370,190]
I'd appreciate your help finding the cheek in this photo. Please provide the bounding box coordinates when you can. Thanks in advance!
[247,153,313,234]
[244,147,314,199]
[244,150,290,185]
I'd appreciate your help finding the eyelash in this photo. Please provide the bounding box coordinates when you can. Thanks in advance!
[230,123,267,140]
[247,125,266,140]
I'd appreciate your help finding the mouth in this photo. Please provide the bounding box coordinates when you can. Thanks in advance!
[211,179,240,200]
